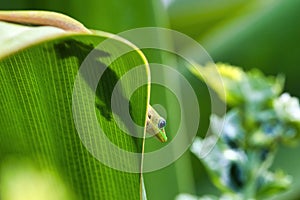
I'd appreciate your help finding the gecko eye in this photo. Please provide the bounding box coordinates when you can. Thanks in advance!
[158,119,166,129]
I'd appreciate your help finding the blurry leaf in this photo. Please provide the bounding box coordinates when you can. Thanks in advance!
[190,63,241,105]
[274,93,300,124]
[210,110,245,149]
[189,0,300,99]
[10,0,166,33]
[191,137,248,193]
[257,170,292,199]
[168,0,251,40]
[0,20,149,200]
[190,63,284,107]
[0,158,75,200]
[243,69,284,104]
[189,62,298,199]
[67,0,162,33]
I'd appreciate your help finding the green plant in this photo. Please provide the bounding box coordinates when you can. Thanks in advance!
[1,1,300,198]
[177,63,300,200]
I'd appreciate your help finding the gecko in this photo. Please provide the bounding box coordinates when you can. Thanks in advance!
[0,10,167,142]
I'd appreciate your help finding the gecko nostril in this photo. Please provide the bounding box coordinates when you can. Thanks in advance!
[158,119,166,129]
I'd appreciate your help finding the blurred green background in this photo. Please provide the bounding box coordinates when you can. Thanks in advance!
[1,0,300,199]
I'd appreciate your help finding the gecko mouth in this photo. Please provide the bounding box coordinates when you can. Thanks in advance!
[155,129,168,143]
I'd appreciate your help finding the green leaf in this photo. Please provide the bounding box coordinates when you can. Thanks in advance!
[0,20,149,200]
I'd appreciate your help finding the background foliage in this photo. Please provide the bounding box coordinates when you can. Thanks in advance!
[1,0,300,199]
